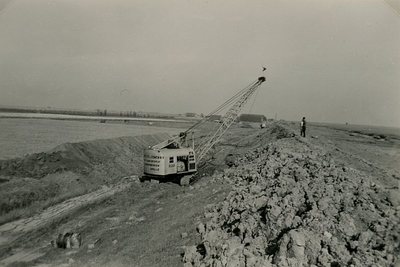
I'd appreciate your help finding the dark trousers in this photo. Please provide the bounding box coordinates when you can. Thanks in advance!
[300,127,306,137]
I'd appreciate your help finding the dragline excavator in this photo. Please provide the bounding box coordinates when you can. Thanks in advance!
[143,76,266,185]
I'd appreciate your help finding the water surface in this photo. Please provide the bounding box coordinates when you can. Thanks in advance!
[0,118,181,160]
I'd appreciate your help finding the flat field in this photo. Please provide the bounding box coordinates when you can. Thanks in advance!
[311,122,400,137]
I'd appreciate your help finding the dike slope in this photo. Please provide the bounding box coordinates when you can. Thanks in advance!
[184,131,399,266]
[0,133,171,216]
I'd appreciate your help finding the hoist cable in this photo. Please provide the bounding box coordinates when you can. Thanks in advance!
[248,86,260,114]
[185,79,258,133]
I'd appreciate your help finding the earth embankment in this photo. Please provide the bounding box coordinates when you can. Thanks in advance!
[0,122,399,266]
[0,133,171,217]
[184,126,400,266]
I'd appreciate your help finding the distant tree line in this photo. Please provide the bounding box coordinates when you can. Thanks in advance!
[0,107,98,116]
[0,108,174,119]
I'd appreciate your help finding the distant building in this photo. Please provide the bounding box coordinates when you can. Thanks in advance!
[208,115,222,121]
[185,112,196,117]
[238,114,267,122]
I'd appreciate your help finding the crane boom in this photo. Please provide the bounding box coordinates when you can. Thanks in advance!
[195,76,266,162]
[143,76,266,185]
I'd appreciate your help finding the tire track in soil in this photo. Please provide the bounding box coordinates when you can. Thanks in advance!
[0,180,133,266]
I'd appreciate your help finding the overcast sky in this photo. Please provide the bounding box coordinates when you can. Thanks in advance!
[0,0,399,127]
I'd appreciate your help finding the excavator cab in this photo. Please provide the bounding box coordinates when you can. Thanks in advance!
[143,147,197,178]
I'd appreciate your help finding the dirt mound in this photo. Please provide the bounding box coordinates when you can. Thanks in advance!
[183,138,399,266]
[0,133,171,179]
[195,123,295,177]
[268,123,295,139]
[0,133,171,217]
[232,123,295,149]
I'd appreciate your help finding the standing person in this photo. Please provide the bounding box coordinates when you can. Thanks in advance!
[300,117,306,137]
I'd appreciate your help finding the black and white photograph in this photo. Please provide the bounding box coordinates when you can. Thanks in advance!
[0,0,399,266]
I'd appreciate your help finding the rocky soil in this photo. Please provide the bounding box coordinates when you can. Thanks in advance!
[0,122,399,267]
[184,130,400,266]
